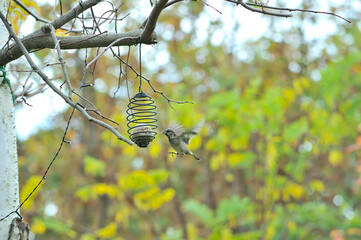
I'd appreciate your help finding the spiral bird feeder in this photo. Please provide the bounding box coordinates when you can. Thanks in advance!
[126,40,157,147]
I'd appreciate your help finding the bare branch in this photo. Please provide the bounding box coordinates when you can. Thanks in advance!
[201,0,222,14]
[223,0,350,22]
[44,24,73,98]
[14,84,47,105]
[164,0,185,9]
[113,53,191,108]
[0,11,133,145]
[0,29,157,65]
[71,90,120,126]
[86,35,139,68]
[246,2,351,23]
[234,0,292,18]
[141,0,169,42]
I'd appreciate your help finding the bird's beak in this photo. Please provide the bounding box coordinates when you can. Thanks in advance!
[162,130,166,134]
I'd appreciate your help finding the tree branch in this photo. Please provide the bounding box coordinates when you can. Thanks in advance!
[246,2,351,23]
[0,29,157,65]
[234,0,292,18]
[0,11,133,145]
[141,0,169,42]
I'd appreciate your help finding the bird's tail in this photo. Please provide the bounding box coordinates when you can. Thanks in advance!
[190,152,201,161]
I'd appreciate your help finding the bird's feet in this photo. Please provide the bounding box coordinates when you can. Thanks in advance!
[167,151,179,157]
[166,152,186,157]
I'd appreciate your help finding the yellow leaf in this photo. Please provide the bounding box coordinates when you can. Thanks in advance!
[347,228,361,236]
[122,144,136,158]
[266,143,277,170]
[288,221,297,231]
[265,226,276,240]
[227,153,243,168]
[206,138,216,151]
[293,77,310,95]
[134,187,160,211]
[31,219,46,235]
[210,152,226,171]
[230,137,247,151]
[75,187,91,202]
[92,183,120,199]
[190,135,201,149]
[310,180,325,192]
[228,215,237,227]
[187,223,199,240]
[20,175,43,210]
[283,88,296,104]
[225,173,234,182]
[119,170,154,190]
[329,150,343,166]
[55,29,69,36]
[149,141,161,158]
[115,208,130,228]
[150,188,175,210]
[282,183,304,201]
[220,227,233,240]
[96,223,117,238]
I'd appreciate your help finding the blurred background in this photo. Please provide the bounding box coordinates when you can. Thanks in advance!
[7,0,361,239]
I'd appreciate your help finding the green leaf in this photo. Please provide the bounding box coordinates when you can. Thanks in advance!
[183,199,215,227]
[83,156,106,177]
[216,196,253,224]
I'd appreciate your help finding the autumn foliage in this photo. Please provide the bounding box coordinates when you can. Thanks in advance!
[9,1,361,239]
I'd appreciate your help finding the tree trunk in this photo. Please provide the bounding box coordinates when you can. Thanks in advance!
[0,0,30,239]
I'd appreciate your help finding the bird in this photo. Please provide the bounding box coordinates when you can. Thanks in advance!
[163,122,202,161]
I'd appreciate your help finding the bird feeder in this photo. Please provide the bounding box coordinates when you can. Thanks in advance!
[126,40,157,147]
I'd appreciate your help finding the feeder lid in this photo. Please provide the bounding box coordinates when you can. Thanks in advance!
[133,92,150,98]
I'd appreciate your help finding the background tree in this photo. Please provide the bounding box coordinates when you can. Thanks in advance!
[0,0,359,239]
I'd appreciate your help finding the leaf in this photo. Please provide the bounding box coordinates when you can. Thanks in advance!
[283,117,308,144]
[42,218,76,237]
[149,141,162,158]
[31,218,46,235]
[20,175,43,210]
[310,180,325,192]
[83,156,106,177]
[96,223,117,238]
[329,150,343,166]
[282,182,304,202]
[183,199,215,227]
[215,196,252,224]
[134,187,175,211]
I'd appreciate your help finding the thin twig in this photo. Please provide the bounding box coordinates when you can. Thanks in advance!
[236,0,292,18]
[71,90,120,125]
[114,53,192,108]
[86,36,139,68]
[124,46,132,100]
[46,24,73,98]
[201,0,222,14]
[112,48,124,98]
[246,2,351,23]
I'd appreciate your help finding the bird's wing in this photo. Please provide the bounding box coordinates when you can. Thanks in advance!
[180,120,203,145]
[167,122,185,136]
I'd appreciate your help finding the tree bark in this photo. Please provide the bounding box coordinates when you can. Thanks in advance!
[0,0,30,239]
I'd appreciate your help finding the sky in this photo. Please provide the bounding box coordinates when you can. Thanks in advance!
[12,0,358,140]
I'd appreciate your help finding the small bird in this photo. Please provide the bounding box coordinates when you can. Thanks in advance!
[163,122,201,161]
